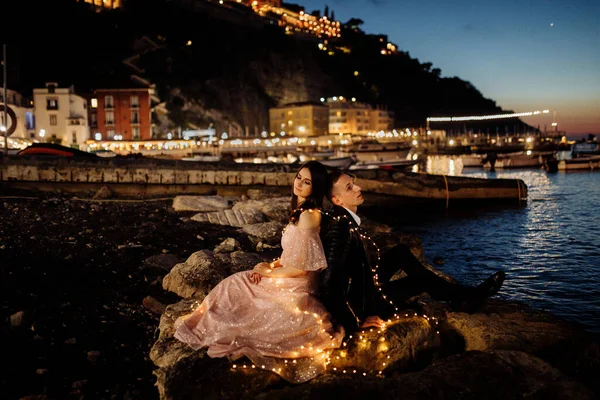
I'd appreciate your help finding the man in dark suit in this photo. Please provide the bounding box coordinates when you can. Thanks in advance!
[319,169,505,332]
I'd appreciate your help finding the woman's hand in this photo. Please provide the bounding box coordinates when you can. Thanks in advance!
[249,272,262,285]
[253,262,273,275]
[250,262,273,284]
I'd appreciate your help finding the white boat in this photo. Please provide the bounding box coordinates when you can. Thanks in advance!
[349,159,417,171]
[320,156,355,169]
[557,155,600,171]
[460,154,484,167]
[482,151,545,169]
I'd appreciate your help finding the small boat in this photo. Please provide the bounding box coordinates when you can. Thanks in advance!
[571,142,600,157]
[460,154,485,167]
[482,151,547,169]
[349,159,417,171]
[320,156,355,169]
[17,143,98,158]
[556,155,600,171]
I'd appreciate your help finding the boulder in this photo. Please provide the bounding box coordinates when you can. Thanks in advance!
[172,195,231,212]
[191,208,265,227]
[161,251,223,299]
[150,301,439,400]
[150,298,600,400]
[256,350,596,400]
[213,238,242,254]
[232,197,290,223]
[162,250,266,299]
[242,221,286,244]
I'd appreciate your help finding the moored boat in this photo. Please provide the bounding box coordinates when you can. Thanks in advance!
[557,155,600,171]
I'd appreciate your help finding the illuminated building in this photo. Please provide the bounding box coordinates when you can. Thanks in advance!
[33,82,89,148]
[79,0,121,10]
[269,102,329,137]
[248,1,341,39]
[327,97,394,135]
[0,88,35,140]
[94,85,155,142]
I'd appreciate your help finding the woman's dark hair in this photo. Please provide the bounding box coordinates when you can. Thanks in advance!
[289,160,329,223]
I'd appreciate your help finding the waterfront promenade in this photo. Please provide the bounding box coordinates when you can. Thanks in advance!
[0,157,527,207]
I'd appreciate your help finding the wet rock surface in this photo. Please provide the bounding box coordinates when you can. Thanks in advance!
[2,188,598,400]
[0,190,255,400]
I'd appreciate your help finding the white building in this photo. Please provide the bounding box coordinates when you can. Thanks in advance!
[369,107,395,132]
[0,88,35,139]
[327,97,394,135]
[33,82,89,148]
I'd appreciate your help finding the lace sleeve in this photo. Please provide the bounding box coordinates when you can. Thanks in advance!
[280,227,327,272]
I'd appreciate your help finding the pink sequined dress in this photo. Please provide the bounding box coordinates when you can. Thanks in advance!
[174,223,345,383]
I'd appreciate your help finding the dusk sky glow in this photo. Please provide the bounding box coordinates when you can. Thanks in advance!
[299,0,599,136]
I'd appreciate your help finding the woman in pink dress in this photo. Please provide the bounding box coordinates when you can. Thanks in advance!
[174,161,345,383]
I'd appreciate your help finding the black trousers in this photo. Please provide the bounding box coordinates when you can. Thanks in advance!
[377,244,477,305]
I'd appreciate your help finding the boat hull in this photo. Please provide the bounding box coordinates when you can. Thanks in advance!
[557,156,600,171]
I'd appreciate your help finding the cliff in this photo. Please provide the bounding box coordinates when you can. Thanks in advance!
[9,0,533,136]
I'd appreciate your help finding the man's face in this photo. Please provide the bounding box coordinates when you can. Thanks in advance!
[331,173,364,212]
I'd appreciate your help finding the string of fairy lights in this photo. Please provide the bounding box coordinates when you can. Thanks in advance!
[184,208,440,380]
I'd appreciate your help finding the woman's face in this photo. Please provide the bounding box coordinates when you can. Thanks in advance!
[293,167,313,199]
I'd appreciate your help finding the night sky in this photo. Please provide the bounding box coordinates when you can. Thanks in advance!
[300,0,600,136]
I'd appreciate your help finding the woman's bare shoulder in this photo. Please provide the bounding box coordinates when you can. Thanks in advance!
[297,209,322,229]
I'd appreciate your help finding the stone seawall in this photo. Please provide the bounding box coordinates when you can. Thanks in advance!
[0,158,528,203]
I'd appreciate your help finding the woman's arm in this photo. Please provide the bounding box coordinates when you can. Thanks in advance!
[253,263,306,278]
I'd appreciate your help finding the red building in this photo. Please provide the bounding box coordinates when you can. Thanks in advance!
[94,87,154,141]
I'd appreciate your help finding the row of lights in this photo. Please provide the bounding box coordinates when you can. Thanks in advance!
[428,109,551,122]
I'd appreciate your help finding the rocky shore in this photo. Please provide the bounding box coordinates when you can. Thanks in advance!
[1,187,598,400]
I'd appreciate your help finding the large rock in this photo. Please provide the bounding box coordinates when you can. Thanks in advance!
[150,300,439,400]
[213,238,242,254]
[150,298,600,400]
[444,300,600,394]
[242,221,286,243]
[233,197,290,223]
[162,250,266,299]
[257,350,596,400]
[172,195,231,212]
[161,251,224,299]
[191,208,266,227]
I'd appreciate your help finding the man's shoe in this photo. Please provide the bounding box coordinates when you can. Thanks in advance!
[475,271,505,298]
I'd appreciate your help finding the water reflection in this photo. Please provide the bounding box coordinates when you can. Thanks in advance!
[396,155,600,332]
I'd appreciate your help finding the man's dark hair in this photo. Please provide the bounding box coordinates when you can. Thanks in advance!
[327,169,356,201]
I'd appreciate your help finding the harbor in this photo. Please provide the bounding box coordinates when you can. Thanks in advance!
[1,2,598,396]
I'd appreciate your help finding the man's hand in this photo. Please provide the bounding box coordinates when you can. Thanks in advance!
[359,316,386,329]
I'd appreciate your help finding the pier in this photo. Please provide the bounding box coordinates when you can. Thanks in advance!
[0,157,527,207]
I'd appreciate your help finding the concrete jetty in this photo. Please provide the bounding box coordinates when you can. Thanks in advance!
[0,157,527,205]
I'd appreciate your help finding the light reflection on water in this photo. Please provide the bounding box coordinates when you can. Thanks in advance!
[398,156,600,333]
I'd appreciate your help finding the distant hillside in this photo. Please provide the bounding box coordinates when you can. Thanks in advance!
[7,0,533,136]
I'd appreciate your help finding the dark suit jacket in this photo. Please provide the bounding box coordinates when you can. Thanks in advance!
[319,205,392,333]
